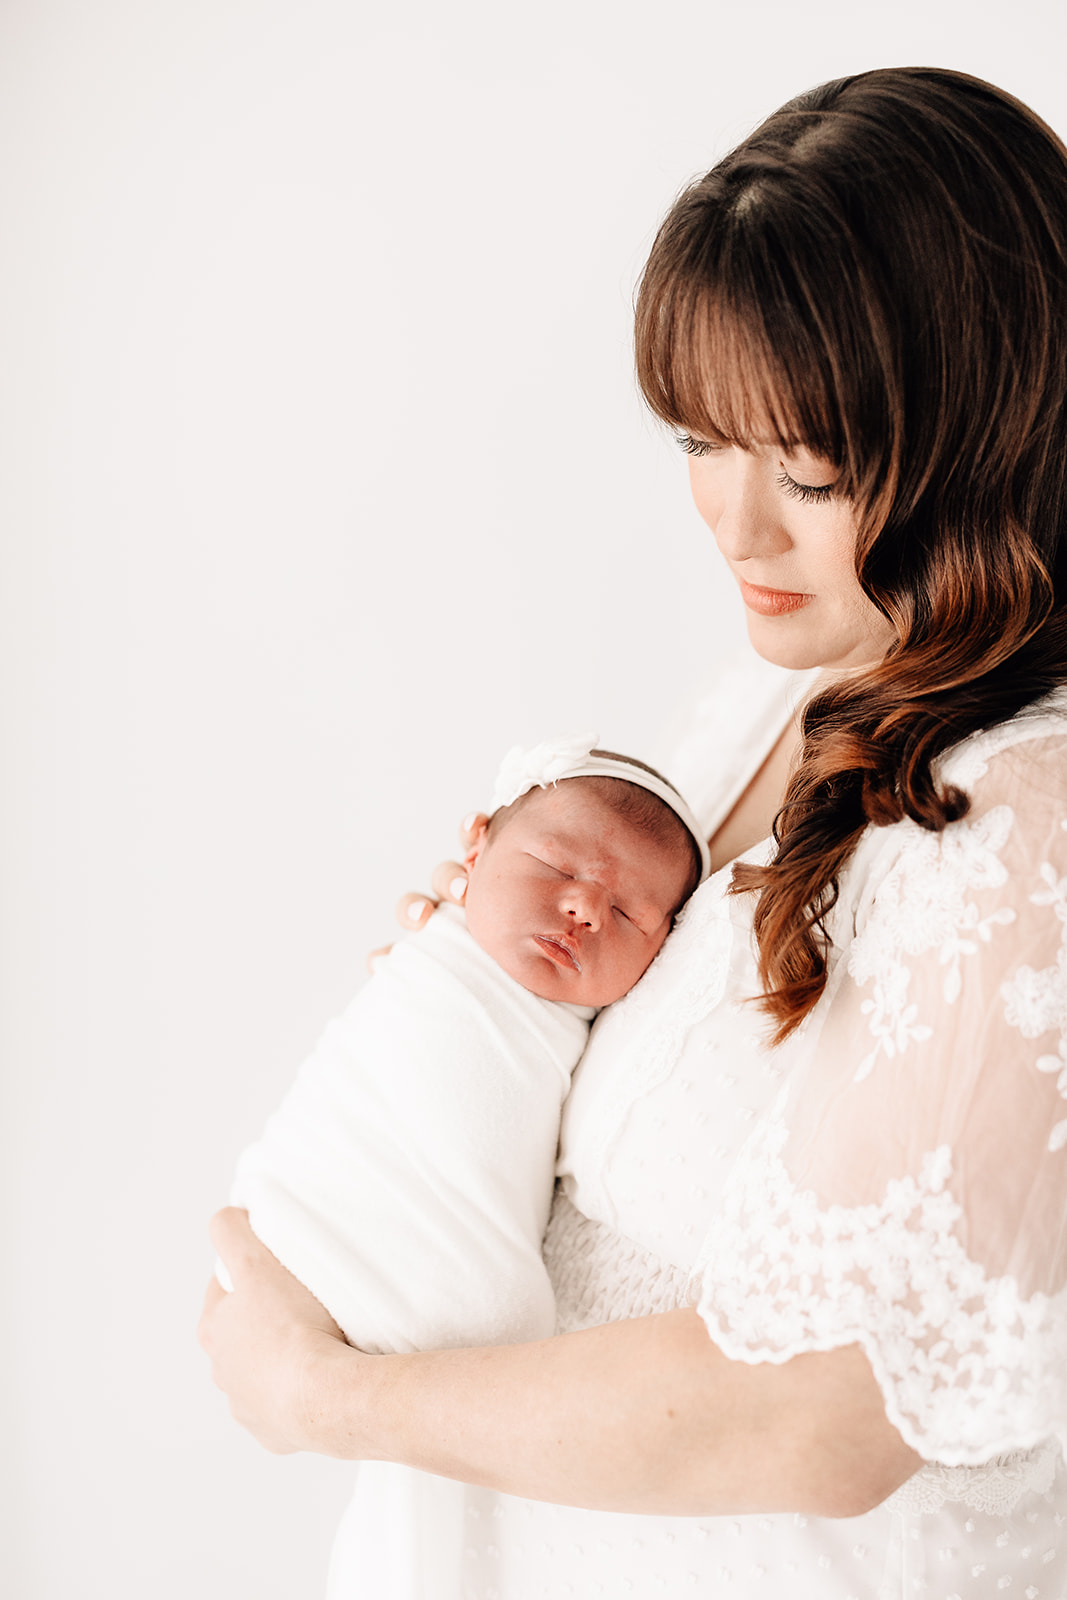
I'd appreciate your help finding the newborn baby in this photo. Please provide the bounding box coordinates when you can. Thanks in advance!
[226,735,708,1356]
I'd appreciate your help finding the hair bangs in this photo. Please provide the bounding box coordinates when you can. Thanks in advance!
[636,233,849,476]
[634,178,912,521]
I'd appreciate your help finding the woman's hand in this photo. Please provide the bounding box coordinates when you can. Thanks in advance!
[368,812,489,971]
[198,1208,360,1457]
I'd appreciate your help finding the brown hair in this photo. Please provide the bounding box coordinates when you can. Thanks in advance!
[488,751,703,911]
[636,67,1067,1040]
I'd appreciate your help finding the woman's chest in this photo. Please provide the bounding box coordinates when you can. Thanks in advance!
[555,811,898,1269]
[607,1014,790,1256]
[556,869,801,1267]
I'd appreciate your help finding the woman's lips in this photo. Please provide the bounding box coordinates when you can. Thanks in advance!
[738,578,811,616]
[534,934,582,973]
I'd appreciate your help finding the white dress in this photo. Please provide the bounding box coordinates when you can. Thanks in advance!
[331,656,1067,1600]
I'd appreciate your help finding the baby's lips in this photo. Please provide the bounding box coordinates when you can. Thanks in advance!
[533,933,583,973]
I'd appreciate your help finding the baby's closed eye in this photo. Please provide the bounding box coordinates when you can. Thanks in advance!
[526,853,572,878]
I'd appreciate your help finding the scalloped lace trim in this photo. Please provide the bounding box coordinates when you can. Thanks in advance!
[885,1439,1060,1516]
[693,1121,1065,1465]
[543,1187,1064,1517]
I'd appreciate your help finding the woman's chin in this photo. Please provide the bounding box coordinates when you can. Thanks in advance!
[744,616,831,671]
[744,615,892,674]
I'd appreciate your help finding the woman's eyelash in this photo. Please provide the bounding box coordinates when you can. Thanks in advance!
[776,470,835,505]
[676,434,838,503]
[674,433,719,458]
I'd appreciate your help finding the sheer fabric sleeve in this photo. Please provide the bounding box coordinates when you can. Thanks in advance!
[693,729,1067,1467]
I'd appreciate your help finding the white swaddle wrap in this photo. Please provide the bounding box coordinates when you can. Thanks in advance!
[230,904,593,1354]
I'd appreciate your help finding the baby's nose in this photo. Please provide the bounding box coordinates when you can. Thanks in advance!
[562,882,604,930]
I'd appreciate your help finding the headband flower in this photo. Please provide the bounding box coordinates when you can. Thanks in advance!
[490,731,600,811]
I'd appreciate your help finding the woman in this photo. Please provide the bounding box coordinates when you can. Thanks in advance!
[200,67,1067,1598]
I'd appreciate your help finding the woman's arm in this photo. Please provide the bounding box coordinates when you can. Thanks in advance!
[200,1208,919,1519]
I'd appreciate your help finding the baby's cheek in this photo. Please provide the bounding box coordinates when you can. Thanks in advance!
[615,944,659,998]
[632,922,672,979]
[460,882,497,960]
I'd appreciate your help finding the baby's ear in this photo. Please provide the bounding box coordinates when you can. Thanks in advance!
[464,819,490,873]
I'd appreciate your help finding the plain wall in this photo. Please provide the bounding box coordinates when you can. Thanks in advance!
[3,1,1064,1594]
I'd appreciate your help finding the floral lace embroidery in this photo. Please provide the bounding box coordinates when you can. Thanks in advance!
[847,807,1016,1083]
[1002,824,1067,1154]
[885,1440,1060,1517]
[694,1121,1065,1465]
[847,695,1067,1092]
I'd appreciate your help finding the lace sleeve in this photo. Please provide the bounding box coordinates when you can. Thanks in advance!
[693,728,1067,1467]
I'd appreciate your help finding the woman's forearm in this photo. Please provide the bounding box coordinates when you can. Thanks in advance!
[201,1211,919,1517]
[314,1307,920,1519]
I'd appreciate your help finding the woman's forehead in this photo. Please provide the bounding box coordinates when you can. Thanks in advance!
[667,349,834,455]
[645,277,845,460]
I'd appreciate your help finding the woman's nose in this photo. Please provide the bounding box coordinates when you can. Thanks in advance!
[690,453,791,562]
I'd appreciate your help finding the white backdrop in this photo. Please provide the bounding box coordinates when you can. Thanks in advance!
[2,2,1064,1595]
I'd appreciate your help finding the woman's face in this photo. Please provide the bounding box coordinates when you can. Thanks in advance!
[684,436,897,673]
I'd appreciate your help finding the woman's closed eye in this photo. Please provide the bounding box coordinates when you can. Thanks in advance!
[675,433,723,458]
[775,469,836,504]
[678,434,839,498]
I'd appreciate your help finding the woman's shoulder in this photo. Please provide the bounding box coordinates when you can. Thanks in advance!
[837,688,1067,967]
[929,687,1067,851]
[938,685,1067,794]
[829,688,1067,949]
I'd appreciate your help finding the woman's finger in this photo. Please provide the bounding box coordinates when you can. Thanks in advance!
[460,811,490,851]
[431,859,469,904]
[396,892,436,931]
[207,1205,265,1283]
[200,1273,226,1324]
[389,815,485,935]
[198,1270,231,1365]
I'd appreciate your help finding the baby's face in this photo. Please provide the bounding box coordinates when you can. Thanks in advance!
[462,782,695,1006]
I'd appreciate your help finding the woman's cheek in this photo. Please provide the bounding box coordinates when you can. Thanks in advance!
[687,460,723,534]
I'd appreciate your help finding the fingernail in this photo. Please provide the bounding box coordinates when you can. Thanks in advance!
[450,877,467,901]
[462,812,478,835]
[407,900,429,923]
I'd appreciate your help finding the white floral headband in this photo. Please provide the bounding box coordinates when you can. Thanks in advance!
[490,732,711,883]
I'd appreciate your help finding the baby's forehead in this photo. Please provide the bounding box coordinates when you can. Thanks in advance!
[520,781,677,858]
[519,780,628,830]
